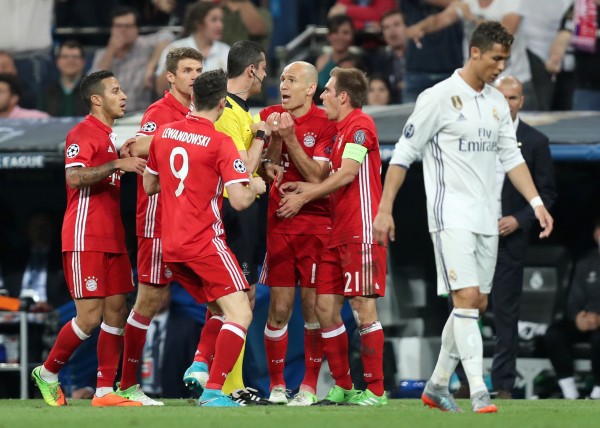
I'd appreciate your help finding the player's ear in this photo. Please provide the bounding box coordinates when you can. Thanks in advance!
[307,82,316,97]
[90,94,102,107]
[166,71,175,85]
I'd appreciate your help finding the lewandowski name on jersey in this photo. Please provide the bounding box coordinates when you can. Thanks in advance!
[162,127,211,147]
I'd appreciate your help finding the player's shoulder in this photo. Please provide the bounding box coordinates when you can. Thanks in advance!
[261,104,284,118]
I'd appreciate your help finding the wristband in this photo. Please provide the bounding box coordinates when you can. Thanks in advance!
[529,196,544,209]
[261,158,274,165]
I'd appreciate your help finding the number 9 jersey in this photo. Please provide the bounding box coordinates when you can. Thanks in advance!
[146,115,250,262]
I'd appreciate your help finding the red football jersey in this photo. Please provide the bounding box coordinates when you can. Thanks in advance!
[328,109,382,247]
[147,115,250,262]
[136,91,190,238]
[61,115,127,253]
[260,103,336,235]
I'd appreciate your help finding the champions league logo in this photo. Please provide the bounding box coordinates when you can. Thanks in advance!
[353,130,366,145]
[233,159,247,173]
[141,121,157,133]
[303,132,316,147]
[85,276,98,292]
[66,144,80,158]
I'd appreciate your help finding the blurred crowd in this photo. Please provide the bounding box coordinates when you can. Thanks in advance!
[1,0,598,120]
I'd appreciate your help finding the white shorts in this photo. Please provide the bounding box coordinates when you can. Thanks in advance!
[431,229,498,296]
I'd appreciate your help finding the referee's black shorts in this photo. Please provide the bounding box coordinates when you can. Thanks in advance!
[222,198,259,285]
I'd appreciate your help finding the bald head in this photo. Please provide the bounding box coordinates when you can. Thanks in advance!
[495,75,523,121]
[284,61,318,85]
[495,75,522,94]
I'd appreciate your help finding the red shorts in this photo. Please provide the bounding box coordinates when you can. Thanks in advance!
[137,237,169,286]
[63,251,135,299]
[167,248,249,304]
[260,233,333,288]
[317,243,387,297]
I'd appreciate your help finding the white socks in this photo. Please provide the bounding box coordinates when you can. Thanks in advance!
[452,308,486,396]
[558,377,579,399]
[590,385,600,399]
[40,365,58,383]
[95,387,113,398]
[430,311,460,387]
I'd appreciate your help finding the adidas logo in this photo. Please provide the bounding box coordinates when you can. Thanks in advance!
[108,146,114,153]
[457,113,467,121]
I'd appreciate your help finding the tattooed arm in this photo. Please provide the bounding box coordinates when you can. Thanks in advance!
[66,157,147,189]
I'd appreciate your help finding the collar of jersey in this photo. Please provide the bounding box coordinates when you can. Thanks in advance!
[292,102,318,126]
[227,93,249,112]
[336,108,362,131]
[85,114,112,134]
[451,69,489,98]
[164,91,192,115]
[186,114,212,127]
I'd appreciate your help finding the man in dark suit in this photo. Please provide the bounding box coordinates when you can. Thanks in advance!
[490,76,557,398]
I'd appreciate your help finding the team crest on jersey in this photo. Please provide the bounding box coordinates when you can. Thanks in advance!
[164,267,172,279]
[448,270,457,282]
[403,123,414,138]
[353,130,366,145]
[85,276,98,292]
[451,95,463,110]
[233,159,247,173]
[66,144,80,158]
[303,132,317,147]
[492,107,500,122]
[141,121,157,133]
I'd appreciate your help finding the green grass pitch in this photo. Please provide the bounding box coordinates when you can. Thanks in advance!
[1,399,599,428]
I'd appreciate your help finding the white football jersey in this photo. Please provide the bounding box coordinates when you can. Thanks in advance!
[390,70,525,235]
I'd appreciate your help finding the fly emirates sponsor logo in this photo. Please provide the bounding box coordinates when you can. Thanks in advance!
[162,128,211,147]
[458,128,497,152]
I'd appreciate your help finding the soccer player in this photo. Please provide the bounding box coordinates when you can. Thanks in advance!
[31,70,147,407]
[372,21,554,413]
[113,47,203,405]
[183,40,271,405]
[277,67,388,406]
[258,61,337,406]
[143,69,266,406]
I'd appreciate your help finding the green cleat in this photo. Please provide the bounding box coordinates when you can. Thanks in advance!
[348,389,389,406]
[31,366,67,407]
[313,385,359,406]
[115,383,164,406]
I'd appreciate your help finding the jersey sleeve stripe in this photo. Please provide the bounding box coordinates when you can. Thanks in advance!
[145,166,159,175]
[65,162,86,169]
[312,156,330,162]
[223,178,250,187]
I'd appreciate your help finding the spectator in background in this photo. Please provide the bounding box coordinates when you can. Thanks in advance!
[0,0,54,109]
[91,6,175,113]
[0,51,38,110]
[315,15,358,101]
[546,1,600,111]
[544,217,600,400]
[155,2,230,95]
[328,0,396,31]
[520,0,573,111]
[217,0,273,51]
[0,74,49,119]
[369,9,407,103]
[409,0,537,109]
[367,74,392,106]
[400,0,463,102]
[39,41,88,117]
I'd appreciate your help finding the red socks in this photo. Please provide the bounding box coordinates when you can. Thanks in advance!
[119,310,151,390]
[359,321,385,396]
[194,314,224,365]
[205,322,247,390]
[96,322,124,389]
[264,323,288,389]
[321,323,352,390]
[301,324,323,393]
[43,319,88,373]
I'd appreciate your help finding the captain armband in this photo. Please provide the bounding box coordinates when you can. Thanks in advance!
[342,143,368,164]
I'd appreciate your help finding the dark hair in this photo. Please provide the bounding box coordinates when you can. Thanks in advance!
[182,2,221,37]
[469,21,514,54]
[369,74,392,93]
[330,67,368,108]
[327,14,355,34]
[110,5,140,27]
[193,69,227,111]
[165,47,204,74]
[0,73,22,97]
[80,70,114,109]
[57,40,85,58]
[227,41,265,79]
[380,9,404,25]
